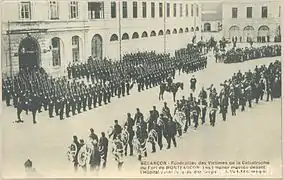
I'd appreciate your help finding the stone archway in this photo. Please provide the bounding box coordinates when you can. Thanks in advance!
[229,25,240,42]
[258,25,270,43]
[91,34,103,60]
[243,26,255,42]
[18,36,41,69]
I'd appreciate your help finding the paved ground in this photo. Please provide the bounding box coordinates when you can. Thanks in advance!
[1,51,282,178]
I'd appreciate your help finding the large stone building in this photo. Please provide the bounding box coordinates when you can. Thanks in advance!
[200,2,223,41]
[222,0,281,43]
[1,0,202,76]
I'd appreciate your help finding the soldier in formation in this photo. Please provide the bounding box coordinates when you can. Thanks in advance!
[3,44,207,123]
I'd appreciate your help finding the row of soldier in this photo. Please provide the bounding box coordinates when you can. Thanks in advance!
[67,59,281,172]
[222,45,281,63]
[2,47,206,124]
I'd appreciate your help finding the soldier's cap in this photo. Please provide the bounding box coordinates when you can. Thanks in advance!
[114,120,118,123]
[73,135,77,139]
[90,128,94,132]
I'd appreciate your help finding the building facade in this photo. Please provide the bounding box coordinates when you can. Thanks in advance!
[200,2,223,41]
[222,0,281,43]
[1,0,202,76]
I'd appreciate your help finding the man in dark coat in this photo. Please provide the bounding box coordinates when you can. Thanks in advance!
[89,143,101,172]
[89,128,99,143]
[165,118,177,149]
[109,120,122,140]
[99,132,108,168]
[124,113,134,156]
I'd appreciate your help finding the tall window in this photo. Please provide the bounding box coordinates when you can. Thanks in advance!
[232,7,238,18]
[159,3,163,17]
[246,7,252,18]
[167,3,170,17]
[20,2,31,20]
[70,1,78,19]
[186,4,188,17]
[279,6,281,17]
[151,2,155,18]
[180,3,183,17]
[49,1,59,20]
[88,2,104,19]
[72,36,80,62]
[133,2,137,18]
[122,1,127,18]
[52,38,61,66]
[191,4,193,16]
[173,3,176,17]
[111,2,116,18]
[261,6,267,18]
[196,4,199,16]
[142,2,147,18]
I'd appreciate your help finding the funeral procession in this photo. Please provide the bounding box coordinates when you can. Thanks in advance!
[1,0,282,178]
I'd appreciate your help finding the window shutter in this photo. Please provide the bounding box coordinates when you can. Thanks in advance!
[68,1,71,19]
[18,2,21,20]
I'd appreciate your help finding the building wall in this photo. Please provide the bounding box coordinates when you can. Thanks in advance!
[222,0,281,42]
[202,20,221,32]
[1,0,202,77]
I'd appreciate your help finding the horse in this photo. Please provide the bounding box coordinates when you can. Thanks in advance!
[159,82,184,102]
[16,97,39,124]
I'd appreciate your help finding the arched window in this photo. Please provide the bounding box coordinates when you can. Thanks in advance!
[141,31,148,38]
[179,28,183,33]
[122,33,129,40]
[204,23,211,32]
[190,27,194,32]
[51,37,62,66]
[173,28,177,34]
[195,26,199,31]
[158,30,164,36]
[91,34,103,60]
[185,27,189,32]
[258,25,270,42]
[166,29,171,34]
[72,35,81,62]
[110,34,119,41]
[243,26,254,42]
[150,31,156,37]
[229,25,240,41]
[132,32,139,39]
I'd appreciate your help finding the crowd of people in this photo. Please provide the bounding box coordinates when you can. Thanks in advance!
[2,45,206,124]
[215,44,281,63]
[66,60,281,173]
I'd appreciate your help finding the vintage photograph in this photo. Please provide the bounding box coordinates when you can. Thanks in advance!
[1,0,282,178]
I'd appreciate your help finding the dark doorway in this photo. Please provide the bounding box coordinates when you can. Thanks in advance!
[91,34,103,60]
[18,37,40,69]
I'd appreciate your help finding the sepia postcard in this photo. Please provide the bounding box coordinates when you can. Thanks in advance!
[0,0,283,178]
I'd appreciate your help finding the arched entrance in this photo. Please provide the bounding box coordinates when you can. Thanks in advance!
[204,23,211,32]
[18,36,41,69]
[91,34,103,60]
[243,26,255,42]
[72,36,81,62]
[258,25,270,43]
[229,25,240,42]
